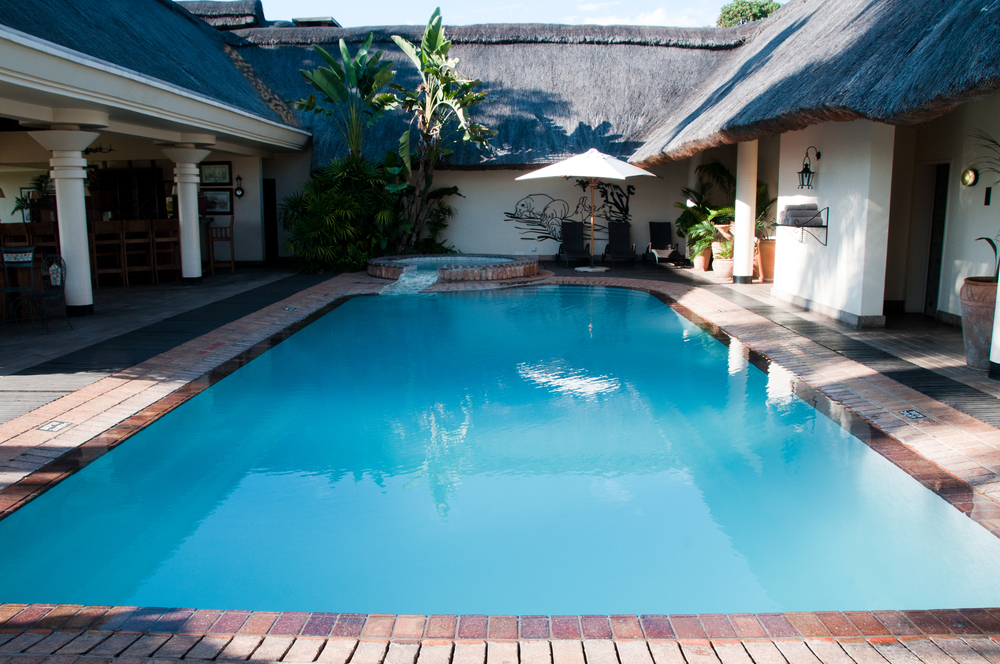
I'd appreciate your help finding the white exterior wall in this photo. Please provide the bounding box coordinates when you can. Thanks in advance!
[773,120,895,327]
[202,151,264,262]
[263,149,312,257]
[911,93,1000,317]
[433,160,690,257]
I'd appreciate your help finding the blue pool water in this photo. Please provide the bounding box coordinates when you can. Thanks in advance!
[2,286,1000,614]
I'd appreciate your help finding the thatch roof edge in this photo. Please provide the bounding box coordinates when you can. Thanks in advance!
[631,83,1000,168]
[233,23,757,49]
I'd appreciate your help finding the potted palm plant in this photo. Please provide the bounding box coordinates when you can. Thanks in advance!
[959,235,997,369]
[960,129,1000,369]
[687,210,731,272]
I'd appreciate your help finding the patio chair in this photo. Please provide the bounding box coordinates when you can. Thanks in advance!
[1,246,36,324]
[644,221,681,264]
[151,219,181,282]
[0,222,30,248]
[28,221,60,259]
[208,215,235,275]
[89,219,125,287]
[123,218,154,285]
[601,221,637,267]
[21,254,72,332]
[559,221,590,268]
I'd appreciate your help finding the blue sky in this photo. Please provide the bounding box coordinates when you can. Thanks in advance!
[259,0,729,27]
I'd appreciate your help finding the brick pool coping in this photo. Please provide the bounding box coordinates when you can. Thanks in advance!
[3,272,1000,629]
[3,604,1000,664]
[366,255,538,281]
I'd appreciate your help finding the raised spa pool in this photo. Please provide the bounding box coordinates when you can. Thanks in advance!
[1,286,999,614]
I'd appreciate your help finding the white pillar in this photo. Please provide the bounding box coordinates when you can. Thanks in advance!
[27,130,99,316]
[161,148,212,281]
[733,140,758,284]
[990,285,1000,380]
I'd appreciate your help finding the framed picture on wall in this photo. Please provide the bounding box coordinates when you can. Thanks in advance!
[202,188,233,214]
[200,162,232,186]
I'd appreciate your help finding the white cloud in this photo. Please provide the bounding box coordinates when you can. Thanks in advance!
[578,1,619,11]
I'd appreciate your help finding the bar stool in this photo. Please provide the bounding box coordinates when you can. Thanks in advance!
[208,215,235,275]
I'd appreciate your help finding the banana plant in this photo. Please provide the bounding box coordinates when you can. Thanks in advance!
[388,8,495,250]
[294,34,397,157]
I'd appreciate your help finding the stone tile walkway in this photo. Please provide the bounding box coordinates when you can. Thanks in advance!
[2,606,1000,664]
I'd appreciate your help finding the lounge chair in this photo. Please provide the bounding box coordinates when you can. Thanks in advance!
[559,221,591,267]
[644,221,680,264]
[602,221,637,266]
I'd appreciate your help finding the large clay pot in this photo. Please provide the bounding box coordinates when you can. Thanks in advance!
[692,248,711,271]
[959,277,998,370]
[757,239,776,282]
[713,258,734,280]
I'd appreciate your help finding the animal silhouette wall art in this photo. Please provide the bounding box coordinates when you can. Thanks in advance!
[505,180,635,242]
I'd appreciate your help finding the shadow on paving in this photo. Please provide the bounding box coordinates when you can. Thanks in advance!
[541,259,1000,430]
[15,274,331,376]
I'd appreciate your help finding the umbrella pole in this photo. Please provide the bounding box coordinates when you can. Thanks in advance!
[590,178,595,268]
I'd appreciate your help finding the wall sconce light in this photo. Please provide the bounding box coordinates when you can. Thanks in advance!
[961,168,979,186]
[234,175,244,198]
[798,146,821,189]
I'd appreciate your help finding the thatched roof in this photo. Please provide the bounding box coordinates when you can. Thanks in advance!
[631,0,1000,166]
[0,0,285,125]
[7,0,997,169]
[232,24,736,169]
[177,0,264,28]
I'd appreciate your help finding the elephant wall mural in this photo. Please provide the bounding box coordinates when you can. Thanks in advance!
[505,180,635,242]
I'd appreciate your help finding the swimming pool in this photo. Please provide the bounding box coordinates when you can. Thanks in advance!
[1,285,999,615]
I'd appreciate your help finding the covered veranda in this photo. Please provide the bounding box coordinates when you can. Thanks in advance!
[0,21,309,316]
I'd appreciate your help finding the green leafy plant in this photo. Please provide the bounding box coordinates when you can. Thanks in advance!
[674,159,776,249]
[412,195,459,254]
[388,8,495,251]
[715,241,734,259]
[686,209,733,257]
[716,0,780,27]
[11,173,52,217]
[975,236,999,282]
[279,155,400,273]
[967,129,1000,281]
[293,34,397,157]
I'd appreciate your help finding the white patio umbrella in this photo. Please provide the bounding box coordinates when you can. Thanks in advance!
[516,148,656,268]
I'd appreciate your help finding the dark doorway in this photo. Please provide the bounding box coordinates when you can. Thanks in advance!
[923,164,949,316]
[263,178,279,264]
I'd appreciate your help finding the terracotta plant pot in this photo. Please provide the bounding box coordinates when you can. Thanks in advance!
[713,258,734,280]
[959,276,998,370]
[692,248,711,271]
[757,239,776,282]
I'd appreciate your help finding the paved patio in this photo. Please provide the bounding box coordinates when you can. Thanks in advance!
[1,264,1000,664]
[3,606,1000,664]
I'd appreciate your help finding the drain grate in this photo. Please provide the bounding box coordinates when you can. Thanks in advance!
[37,421,72,432]
[899,409,926,420]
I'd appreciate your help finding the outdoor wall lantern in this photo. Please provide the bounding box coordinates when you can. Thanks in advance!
[797,146,821,189]
[234,176,245,198]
